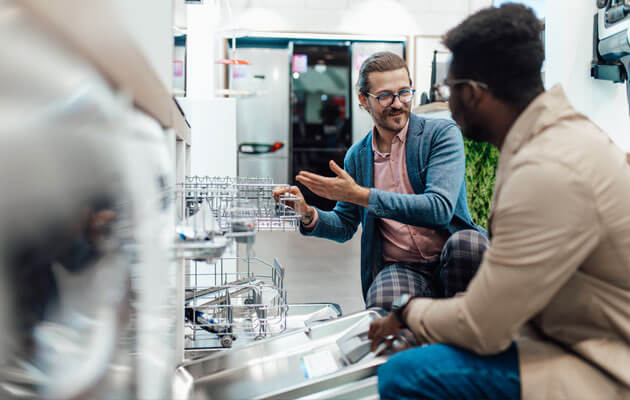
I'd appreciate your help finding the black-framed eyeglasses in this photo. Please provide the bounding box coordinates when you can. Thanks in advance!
[367,88,416,107]
[435,79,489,102]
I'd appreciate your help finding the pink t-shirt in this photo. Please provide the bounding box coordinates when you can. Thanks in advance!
[303,121,449,262]
[372,122,449,262]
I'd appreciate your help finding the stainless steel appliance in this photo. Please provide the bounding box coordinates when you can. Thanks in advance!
[592,0,630,113]
[174,309,389,400]
[231,47,292,185]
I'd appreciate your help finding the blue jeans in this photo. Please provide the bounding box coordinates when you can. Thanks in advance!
[378,342,520,400]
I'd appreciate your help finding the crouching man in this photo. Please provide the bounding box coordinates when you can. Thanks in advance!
[275,51,486,311]
[369,4,630,400]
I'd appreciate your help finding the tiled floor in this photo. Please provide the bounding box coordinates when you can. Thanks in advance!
[247,228,365,316]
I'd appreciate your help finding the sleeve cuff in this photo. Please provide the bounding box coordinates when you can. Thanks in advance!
[301,208,319,230]
[405,298,436,344]
[367,189,393,218]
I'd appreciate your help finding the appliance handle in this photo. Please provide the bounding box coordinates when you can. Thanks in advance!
[238,142,284,154]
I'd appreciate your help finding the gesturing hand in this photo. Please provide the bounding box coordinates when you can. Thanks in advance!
[296,160,370,207]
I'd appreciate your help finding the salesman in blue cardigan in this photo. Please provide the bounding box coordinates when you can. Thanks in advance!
[275,52,487,310]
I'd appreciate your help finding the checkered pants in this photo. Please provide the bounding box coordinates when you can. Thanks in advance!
[366,230,489,310]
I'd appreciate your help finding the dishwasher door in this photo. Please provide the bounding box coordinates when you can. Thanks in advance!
[175,309,388,400]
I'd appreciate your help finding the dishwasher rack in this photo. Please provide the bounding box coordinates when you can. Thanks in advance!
[184,256,287,349]
[177,176,302,234]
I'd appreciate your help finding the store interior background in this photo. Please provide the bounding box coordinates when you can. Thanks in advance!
[118,0,630,314]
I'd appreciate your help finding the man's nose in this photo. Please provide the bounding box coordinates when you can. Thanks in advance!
[391,95,404,108]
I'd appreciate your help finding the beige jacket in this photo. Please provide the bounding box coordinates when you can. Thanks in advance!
[406,85,630,399]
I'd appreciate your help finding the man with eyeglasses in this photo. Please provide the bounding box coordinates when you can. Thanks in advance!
[274,51,486,311]
[370,4,630,400]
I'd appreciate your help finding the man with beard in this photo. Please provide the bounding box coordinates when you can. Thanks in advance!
[274,52,486,310]
[369,5,630,400]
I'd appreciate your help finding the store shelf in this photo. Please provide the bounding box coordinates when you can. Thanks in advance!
[20,0,189,142]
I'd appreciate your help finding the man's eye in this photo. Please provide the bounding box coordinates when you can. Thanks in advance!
[378,93,393,99]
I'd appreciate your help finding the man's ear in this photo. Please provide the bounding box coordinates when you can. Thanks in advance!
[459,84,484,109]
[358,93,369,112]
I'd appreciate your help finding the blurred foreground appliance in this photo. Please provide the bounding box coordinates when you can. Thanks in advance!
[592,0,630,113]
[0,3,176,399]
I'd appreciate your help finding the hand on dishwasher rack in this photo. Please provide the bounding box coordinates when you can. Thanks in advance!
[368,313,403,352]
[272,185,315,225]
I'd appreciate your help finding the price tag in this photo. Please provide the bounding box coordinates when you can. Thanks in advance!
[300,350,339,379]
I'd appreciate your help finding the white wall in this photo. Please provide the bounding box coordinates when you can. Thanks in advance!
[180,97,237,177]
[226,0,475,36]
[545,1,630,151]
[111,0,174,90]
[186,1,221,98]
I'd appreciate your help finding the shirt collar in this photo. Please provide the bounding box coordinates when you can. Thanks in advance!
[371,118,410,157]
[502,84,578,156]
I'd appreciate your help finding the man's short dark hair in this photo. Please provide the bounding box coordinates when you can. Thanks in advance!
[443,4,544,109]
[357,52,412,96]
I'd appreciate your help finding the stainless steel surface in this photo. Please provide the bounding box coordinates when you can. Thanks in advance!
[299,376,379,400]
[183,302,341,359]
[174,237,230,263]
[287,303,342,332]
[232,47,291,184]
[179,309,387,400]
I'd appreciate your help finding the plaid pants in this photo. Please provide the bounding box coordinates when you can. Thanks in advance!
[366,230,489,310]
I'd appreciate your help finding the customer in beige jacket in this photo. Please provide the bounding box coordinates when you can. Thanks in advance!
[369,4,630,400]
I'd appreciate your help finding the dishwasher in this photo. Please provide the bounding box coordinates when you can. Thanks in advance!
[172,176,393,399]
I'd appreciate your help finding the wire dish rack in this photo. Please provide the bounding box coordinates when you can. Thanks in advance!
[184,256,287,349]
[173,176,302,262]
[178,176,302,234]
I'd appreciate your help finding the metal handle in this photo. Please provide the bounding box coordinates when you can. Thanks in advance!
[238,142,284,154]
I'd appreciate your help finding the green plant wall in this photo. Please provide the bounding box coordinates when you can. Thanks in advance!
[463,139,499,230]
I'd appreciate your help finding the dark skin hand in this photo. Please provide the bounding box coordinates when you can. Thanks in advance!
[368,313,402,352]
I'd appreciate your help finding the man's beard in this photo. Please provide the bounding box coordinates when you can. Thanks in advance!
[461,120,492,144]
[373,106,410,132]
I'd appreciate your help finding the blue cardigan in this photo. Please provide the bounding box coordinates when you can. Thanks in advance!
[300,113,483,301]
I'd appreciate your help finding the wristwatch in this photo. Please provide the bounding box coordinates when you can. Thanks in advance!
[391,293,413,328]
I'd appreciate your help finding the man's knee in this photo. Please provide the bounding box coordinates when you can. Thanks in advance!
[377,352,409,399]
[440,229,489,297]
[442,229,489,264]
[377,345,450,399]
[365,289,392,310]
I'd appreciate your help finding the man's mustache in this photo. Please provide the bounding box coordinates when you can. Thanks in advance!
[386,108,407,116]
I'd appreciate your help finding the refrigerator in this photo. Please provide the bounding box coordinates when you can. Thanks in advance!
[231,47,292,185]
